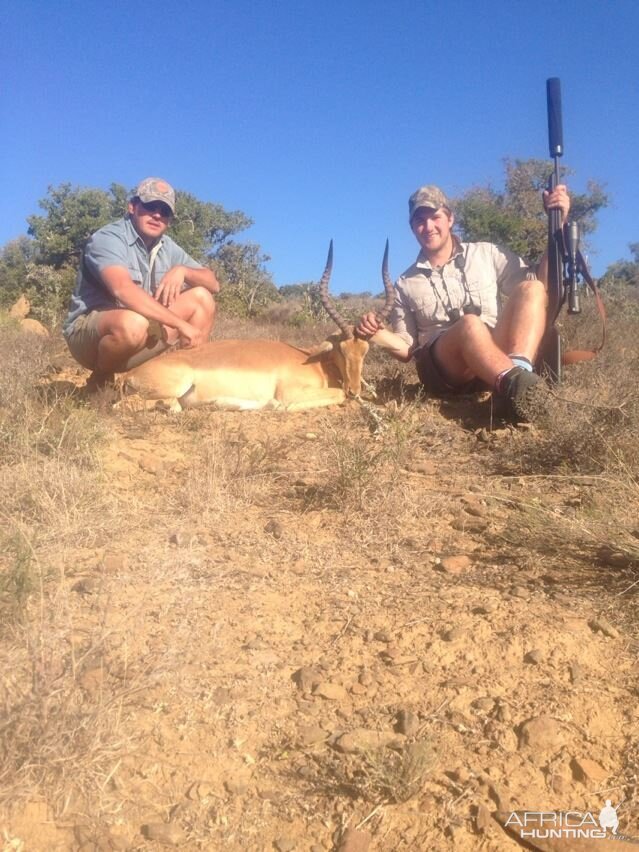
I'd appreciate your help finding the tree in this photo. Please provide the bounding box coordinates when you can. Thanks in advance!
[214,242,279,317]
[453,158,609,263]
[27,183,128,268]
[601,243,639,287]
[0,237,40,309]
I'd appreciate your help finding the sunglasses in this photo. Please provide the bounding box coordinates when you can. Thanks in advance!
[139,200,173,217]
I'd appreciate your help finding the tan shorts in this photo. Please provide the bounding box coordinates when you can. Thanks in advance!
[65,311,168,372]
[64,311,103,370]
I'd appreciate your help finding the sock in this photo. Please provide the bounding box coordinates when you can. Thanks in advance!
[495,366,519,395]
[509,354,534,372]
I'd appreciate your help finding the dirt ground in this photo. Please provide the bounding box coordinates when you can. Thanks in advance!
[2,330,639,852]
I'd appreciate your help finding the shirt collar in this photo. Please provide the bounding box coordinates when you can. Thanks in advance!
[415,236,465,270]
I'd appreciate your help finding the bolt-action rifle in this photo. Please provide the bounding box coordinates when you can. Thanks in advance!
[538,77,606,384]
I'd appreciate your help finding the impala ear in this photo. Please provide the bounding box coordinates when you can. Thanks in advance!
[306,340,335,358]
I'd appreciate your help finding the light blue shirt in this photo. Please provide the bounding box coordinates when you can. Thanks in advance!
[63,216,202,335]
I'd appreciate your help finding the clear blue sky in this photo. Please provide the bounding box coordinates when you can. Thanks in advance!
[2,0,637,292]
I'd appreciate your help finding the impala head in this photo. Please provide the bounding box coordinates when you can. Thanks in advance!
[315,240,395,396]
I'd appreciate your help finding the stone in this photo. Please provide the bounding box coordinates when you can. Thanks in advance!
[413,460,437,475]
[571,757,609,784]
[140,823,186,846]
[569,661,583,684]
[71,577,98,595]
[292,666,322,693]
[274,838,296,852]
[439,554,472,575]
[473,697,495,713]
[475,803,492,834]
[335,728,405,754]
[313,682,348,701]
[298,724,328,746]
[443,627,465,642]
[524,649,544,665]
[264,519,283,539]
[373,629,392,643]
[396,708,419,736]
[337,827,372,852]
[589,617,620,639]
[518,716,565,754]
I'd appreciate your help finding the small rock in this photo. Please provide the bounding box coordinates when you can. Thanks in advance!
[358,671,373,686]
[452,517,488,533]
[335,728,406,754]
[298,724,328,746]
[518,716,565,754]
[395,708,419,736]
[224,775,249,795]
[264,519,283,539]
[589,617,620,639]
[169,531,193,547]
[473,697,494,713]
[337,827,372,852]
[373,629,392,643]
[524,649,544,665]
[569,661,583,684]
[274,838,296,852]
[71,577,98,595]
[350,683,367,695]
[413,461,436,475]
[551,766,573,795]
[292,666,322,693]
[448,766,471,785]
[474,601,498,615]
[439,554,472,575]
[509,585,529,599]
[496,703,511,723]
[475,803,492,834]
[140,823,186,846]
[443,627,465,642]
[571,757,609,784]
[313,682,348,701]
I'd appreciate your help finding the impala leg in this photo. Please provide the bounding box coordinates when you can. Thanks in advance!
[279,388,346,411]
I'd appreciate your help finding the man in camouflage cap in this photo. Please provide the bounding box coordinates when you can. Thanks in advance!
[357,182,571,421]
[63,176,219,389]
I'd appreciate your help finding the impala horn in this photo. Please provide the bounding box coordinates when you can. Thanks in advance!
[318,240,352,338]
[377,239,395,323]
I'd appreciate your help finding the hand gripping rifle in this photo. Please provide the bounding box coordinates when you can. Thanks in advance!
[538,77,606,384]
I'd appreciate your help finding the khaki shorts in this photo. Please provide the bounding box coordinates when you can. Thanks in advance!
[65,311,168,372]
[64,311,103,370]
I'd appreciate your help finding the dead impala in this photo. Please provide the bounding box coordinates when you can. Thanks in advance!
[123,242,405,411]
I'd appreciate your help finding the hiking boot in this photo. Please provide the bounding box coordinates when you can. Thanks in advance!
[79,370,117,401]
[500,367,548,422]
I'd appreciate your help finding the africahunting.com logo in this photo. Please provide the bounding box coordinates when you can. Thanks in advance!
[505,800,630,841]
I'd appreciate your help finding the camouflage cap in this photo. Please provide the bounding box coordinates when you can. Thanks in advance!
[408,185,451,221]
[135,177,176,214]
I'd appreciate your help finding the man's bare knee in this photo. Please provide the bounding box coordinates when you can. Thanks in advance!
[106,313,150,348]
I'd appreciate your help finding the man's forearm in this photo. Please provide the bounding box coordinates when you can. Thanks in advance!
[183,265,220,293]
[104,271,188,330]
